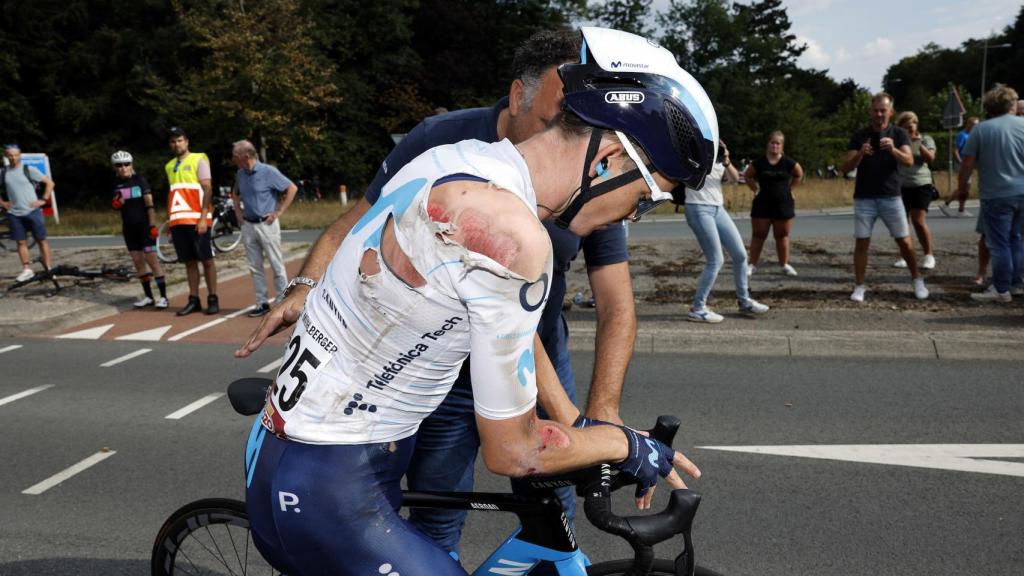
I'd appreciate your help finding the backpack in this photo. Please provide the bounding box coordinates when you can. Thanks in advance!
[0,164,43,202]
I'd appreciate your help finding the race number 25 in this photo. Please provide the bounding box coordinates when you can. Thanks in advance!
[275,335,322,410]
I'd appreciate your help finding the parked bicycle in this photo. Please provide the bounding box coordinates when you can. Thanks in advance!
[0,208,37,252]
[156,193,242,263]
[151,378,721,576]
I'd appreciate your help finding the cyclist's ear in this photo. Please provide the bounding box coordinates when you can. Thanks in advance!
[508,79,527,117]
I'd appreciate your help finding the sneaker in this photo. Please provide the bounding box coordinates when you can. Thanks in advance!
[913,278,929,300]
[177,296,202,316]
[687,307,724,323]
[892,258,907,269]
[154,297,169,309]
[970,285,1012,302]
[747,265,756,277]
[958,209,972,218]
[738,298,770,315]
[921,254,936,270]
[205,294,220,315]
[937,203,954,217]
[781,264,798,276]
[133,296,154,308]
[248,303,271,318]
[850,285,866,303]
[15,268,35,282]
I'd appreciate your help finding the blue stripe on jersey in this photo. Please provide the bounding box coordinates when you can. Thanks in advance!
[353,177,426,245]
[245,417,268,488]
[432,172,488,187]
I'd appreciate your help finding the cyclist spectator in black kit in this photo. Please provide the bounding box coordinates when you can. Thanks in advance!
[744,130,803,276]
[111,151,168,308]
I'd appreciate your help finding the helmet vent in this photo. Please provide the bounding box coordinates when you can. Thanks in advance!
[665,99,700,172]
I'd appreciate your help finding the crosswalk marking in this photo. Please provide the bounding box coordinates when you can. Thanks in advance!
[0,385,54,408]
[168,318,227,341]
[100,348,152,367]
[58,324,114,339]
[0,344,23,354]
[22,449,117,495]
[115,325,172,341]
[165,393,225,420]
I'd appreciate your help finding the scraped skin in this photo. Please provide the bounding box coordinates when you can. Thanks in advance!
[426,180,549,281]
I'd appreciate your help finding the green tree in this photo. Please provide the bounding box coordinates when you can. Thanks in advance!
[591,0,653,36]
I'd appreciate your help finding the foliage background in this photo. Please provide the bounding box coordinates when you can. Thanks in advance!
[1,0,1020,207]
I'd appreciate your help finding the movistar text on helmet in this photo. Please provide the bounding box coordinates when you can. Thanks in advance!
[610,61,650,70]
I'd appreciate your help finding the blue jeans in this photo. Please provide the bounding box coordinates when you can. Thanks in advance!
[685,203,750,309]
[407,355,578,556]
[980,196,1024,293]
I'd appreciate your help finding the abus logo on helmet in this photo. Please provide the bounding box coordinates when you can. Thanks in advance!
[605,91,645,104]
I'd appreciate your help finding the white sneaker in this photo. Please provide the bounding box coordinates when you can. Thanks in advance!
[937,203,954,217]
[913,278,929,300]
[154,297,169,309]
[970,285,1012,302]
[781,264,798,276]
[850,285,866,303]
[688,307,724,323]
[921,254,936,270]
[15,268,34,282]
[892,258,907,268]
[747,265,756,277]
[738,298,770,315]
[134,296,155,308]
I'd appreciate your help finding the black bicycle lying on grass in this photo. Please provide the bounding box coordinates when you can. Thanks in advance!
[4,261,133,295]
[151,377,722,576]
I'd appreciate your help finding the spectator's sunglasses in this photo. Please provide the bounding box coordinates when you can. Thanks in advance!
[114,163,132,168]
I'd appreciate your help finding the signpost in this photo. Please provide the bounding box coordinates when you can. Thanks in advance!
[940,85,965,200]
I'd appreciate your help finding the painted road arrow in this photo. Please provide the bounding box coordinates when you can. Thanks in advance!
[698,444,1024,477]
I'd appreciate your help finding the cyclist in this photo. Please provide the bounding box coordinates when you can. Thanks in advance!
[244,27,715,576]
[110,151,168,308]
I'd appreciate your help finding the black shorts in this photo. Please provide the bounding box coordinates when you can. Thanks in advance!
[750,192,795,220]
[901,185,934,212]
[123,222,155,253]
[170,224,214,262]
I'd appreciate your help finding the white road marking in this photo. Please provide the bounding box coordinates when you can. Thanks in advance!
[258,358,283,374]
[166,306,254,341]
[115,325,172,341]
[57,324,114,339]
[22,449,117,495]
[100,348,152,367]
[165,393,225,420]
[0,344,23,354]
[700,444,1024,478]
[0,385,54,408]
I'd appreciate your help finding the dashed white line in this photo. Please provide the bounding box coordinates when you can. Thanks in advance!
[0,344,24,354]
[0,385,55,408]
[165,393,225,420]
[100,348,152,367]
[166,306,253,342]
[22,449,117,495]
[258,358,283,373]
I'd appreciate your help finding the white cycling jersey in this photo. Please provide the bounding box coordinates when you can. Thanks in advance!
[261,139,552,444]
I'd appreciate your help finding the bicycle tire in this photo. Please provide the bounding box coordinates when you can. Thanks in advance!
[211,217,241,253]
[156,221,178,263]
[587,558,724,576]
[151,497,281,576]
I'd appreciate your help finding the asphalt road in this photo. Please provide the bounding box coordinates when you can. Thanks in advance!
[40,210,983,251]
[0,339,1020,576]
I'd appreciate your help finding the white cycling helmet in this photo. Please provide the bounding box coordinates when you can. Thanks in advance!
[111,150,133,165]
[554,27,719,227]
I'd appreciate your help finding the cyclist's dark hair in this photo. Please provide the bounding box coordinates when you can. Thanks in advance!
[512,29,580,111]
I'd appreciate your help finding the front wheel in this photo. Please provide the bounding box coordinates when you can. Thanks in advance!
[587,559,724,576]
[151,498,281,576]
[211,217,242,253]
[155,221,177,263]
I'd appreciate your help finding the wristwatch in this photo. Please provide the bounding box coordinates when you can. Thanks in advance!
[284,276,317,297]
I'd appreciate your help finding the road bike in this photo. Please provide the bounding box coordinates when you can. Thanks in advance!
[0,208,38,252]
[5,261,133,296]
[151,378,722,576]
[156,194,242,263]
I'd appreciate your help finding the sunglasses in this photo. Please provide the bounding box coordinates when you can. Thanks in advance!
[114,163,132,168]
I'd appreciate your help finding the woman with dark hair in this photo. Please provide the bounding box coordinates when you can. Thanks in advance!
[684,140,769,323]
[744,131,803,276]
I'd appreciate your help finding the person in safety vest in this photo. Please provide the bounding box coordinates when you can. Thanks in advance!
[165,126,219,315]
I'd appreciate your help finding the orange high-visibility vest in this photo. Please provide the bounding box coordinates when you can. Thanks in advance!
[165,152,212,227]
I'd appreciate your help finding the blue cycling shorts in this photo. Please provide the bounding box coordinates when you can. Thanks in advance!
[245,420,466,576]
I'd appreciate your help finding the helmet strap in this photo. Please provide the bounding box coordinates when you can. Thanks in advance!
[554,130,644,230]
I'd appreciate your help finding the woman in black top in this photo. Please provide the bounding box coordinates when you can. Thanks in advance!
[111,150,168,308]
[744,131,803,276]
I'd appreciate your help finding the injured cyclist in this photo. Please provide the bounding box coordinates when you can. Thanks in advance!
[244,27,716,576]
